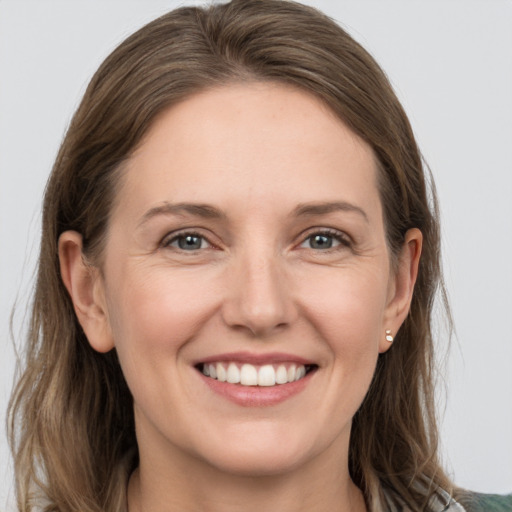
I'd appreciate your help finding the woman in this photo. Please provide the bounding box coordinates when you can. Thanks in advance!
[7,1,511,511]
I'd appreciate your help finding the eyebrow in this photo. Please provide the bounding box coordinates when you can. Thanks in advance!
[138,202,226,227]
[292,201,369,223]
[138,200,369,227]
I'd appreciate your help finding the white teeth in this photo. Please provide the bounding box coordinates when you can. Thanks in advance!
[202,362,311,387]
[226,363,241,384]
[216,363,227,382]
[258,365,276,386]
[240,364,258,386]
[276,365,288,384]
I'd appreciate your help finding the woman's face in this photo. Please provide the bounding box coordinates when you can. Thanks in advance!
[67,83,419,476]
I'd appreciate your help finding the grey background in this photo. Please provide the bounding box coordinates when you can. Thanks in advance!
[1,1,511,508]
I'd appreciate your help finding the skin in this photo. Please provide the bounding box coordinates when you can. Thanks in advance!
[59,82,421,512]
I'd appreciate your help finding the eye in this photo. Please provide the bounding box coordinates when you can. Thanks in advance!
[300,230,349,250]
[164,233,211,251]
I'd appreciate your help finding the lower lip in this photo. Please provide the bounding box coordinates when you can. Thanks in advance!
[198,370,314,407]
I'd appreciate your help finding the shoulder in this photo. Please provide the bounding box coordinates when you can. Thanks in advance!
[455,491,512,512]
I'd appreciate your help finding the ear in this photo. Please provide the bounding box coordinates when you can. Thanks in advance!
[58,231,115,353]
[380,228,423,353]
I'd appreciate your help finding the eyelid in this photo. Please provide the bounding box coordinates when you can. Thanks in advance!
[160,229,216,251]
[297,227,352,249]
[158,227,352,252]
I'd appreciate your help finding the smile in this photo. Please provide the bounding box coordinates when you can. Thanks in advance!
[199,362,315,387]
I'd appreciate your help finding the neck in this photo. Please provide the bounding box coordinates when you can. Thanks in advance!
[128,437,367,512]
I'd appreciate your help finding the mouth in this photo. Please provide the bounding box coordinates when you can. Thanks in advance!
[196,361,318,387]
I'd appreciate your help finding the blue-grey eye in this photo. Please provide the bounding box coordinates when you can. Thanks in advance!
[309,234,334,249]
[180,235,202,250]
[169,234,208,251]
[300,232,345,250]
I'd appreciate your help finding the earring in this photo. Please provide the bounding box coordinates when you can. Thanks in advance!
[385,329,394,343]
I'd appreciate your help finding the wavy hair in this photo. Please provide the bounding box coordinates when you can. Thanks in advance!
[9,1,453,510]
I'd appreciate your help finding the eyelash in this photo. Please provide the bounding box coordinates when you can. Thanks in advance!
[161,228,351,253]
[299,228,352,251]
[161,231,213,252]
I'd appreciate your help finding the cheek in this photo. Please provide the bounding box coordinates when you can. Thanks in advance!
[288,267,388,437]
[105,265,221,362]
[297,265,389,351]
[296,265,388,405]
[102,266,225,432]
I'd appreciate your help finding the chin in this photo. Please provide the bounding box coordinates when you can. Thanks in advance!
[205,448,309,478]
[192,426,321,477]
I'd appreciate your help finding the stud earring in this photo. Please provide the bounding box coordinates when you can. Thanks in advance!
[385,329,394,343]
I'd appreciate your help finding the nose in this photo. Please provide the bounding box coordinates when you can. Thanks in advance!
[221,250,297,337]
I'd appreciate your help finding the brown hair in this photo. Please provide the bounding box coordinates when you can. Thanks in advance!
[8,1,453,510]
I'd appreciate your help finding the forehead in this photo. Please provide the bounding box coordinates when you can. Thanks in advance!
[116,82,381,222]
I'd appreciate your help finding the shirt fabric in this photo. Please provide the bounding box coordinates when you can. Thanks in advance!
[382,487,512,511]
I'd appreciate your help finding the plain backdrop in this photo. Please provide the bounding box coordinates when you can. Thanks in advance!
[1,0,511,509]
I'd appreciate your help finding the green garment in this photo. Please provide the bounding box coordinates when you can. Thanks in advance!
[457,492,512,512]
[381,487,512,511]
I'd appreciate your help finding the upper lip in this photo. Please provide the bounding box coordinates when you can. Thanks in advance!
[194,351,316,366]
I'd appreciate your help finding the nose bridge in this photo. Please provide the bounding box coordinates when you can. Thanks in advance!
[222,244,294,336]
